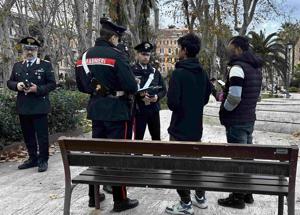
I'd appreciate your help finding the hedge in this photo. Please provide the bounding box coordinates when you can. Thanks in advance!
[0,89,89,148]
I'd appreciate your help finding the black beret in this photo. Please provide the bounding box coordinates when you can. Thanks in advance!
[19,36,41,47]
[100,18,126,36]
[134,42,153,53]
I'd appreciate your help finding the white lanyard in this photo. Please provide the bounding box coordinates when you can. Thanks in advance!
[82,51,90,74]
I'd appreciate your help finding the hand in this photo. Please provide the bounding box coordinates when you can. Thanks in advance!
[135,78,141,85]
[17,82,25,91]
[139,91,146,97]
[149,94,158,103]
[24,83,37,93]
[142,95,151,103]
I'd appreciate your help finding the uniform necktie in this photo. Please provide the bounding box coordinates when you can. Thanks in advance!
[27,61,32,67]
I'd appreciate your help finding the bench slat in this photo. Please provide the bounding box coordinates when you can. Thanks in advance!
[89,167,288,181]
[59,137,294,161]
[81,169,289,187]
[72,174,288,195]
[68,154,290,176]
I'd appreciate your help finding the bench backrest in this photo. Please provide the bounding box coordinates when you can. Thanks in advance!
[58,137,298,179]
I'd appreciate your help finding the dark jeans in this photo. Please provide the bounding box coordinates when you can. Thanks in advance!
[135,111,160,140]
[89,120,130,202]
[225,122,254,144]
[170,135,206,204]
[225,122,255,199]
[19,114,49,162]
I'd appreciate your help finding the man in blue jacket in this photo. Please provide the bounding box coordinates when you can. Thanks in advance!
[165,33,212,215]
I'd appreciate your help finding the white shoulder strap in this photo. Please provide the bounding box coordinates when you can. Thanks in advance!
[142,68,156,89]
[82,51,90,74]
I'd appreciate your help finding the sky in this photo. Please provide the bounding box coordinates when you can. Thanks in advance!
[159,0,300,34]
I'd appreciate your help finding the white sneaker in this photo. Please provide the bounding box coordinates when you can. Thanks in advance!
[165,201,194,215]
[191,194,208,209]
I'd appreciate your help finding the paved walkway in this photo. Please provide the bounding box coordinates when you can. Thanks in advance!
[0,110,299,215]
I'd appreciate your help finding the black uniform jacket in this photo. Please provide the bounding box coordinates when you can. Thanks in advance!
[75,39,138,121]
[7,58,56,115]
[131,63,166,114]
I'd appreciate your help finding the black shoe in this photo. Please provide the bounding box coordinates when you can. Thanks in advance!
[18,158,38,170]
[218,194,245,209]
[103,185,113,194]
[244,194,254,204]
[113,198,139,212]
[38,161,48,172]
[88,193,106,207]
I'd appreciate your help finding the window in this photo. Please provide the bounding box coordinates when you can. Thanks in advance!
[176,48,179,55]
[170,40,172,45]
[168,48,172,54]
[160,48,164,54]
[167,40,169,45]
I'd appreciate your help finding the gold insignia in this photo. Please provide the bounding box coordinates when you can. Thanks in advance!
[96,84,102,91]
[27,38,35,45]
[145,43,150,49]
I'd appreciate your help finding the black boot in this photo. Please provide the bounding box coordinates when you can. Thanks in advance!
[218,193,245,209]
[18,158,38,170]
[244,194,254,204]
[113,198,139,212]
[38,160,48,172]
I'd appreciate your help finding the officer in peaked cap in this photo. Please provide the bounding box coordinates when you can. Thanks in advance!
[75,18,139,211]
[134,41,154,53]
[7,36,56,172]
[131,41,166,141]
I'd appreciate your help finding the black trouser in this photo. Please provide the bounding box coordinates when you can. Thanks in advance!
[170,135,206,204]
[135,111,160,140]
[89,120,129,202]
[19,114,49,162]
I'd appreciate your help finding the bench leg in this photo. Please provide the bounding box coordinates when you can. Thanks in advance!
[94,184,100,209]
[287,192,295,215]
[64,183,76,215]
[278,195,284,215]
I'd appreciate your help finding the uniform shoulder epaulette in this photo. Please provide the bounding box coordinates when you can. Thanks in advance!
[112,47,122,53]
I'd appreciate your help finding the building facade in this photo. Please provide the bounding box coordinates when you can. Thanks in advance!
[155,27,189,77]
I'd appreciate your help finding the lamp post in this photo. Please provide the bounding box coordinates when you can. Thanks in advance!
[272,59,276,95]
[285,42,293,98]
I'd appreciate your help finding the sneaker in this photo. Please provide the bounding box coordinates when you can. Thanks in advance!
[165,201,194,215]
[218,194,245,209]
[191,194,208,209]
[244,194,254,204]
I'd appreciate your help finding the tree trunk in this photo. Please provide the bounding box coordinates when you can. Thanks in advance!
[86,0,94,48]
[74,0,87,53]
[0,0,17,88]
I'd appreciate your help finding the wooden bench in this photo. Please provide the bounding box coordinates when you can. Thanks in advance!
[58,137,298,215]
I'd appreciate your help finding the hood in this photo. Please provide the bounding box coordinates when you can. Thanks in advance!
[228,50,263,69]
[175,58,203,73]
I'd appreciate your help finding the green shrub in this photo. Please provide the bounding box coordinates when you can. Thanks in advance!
[48,89,89,133]
[288,87,299,93]
[0,91,23,145]
[0,89,89,147]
